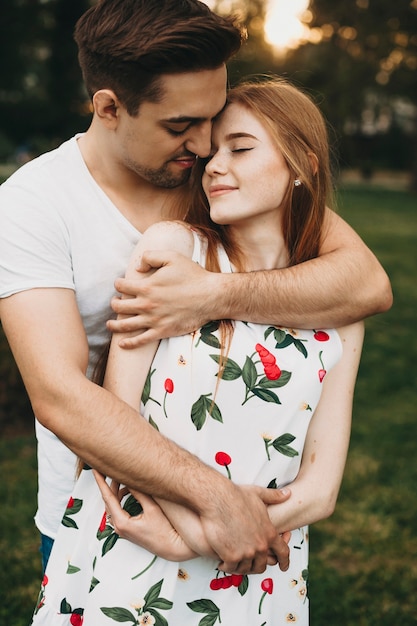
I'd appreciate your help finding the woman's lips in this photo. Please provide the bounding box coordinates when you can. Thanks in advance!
[208,185,237,197]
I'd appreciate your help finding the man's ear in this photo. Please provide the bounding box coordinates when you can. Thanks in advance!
[92,89,121,128]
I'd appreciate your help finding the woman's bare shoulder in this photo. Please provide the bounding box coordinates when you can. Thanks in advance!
[139,220,195,257]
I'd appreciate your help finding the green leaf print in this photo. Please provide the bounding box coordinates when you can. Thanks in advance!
[191,394,223,430]
[187,598,221,625]
[123,494,143,517]
[66,562,81,574]
[89,576,100,593]
[65,498,83,515]
[143,580,173,625]
[102,531,119,556]
[238,574,249,596]
[144,579,165,608]
[187,599,219,613]
[251,387,281,404]
[274,333,294,349]
[292,338,308,358]
[62,497,83,528]
[210,354,242,380]
[264,326,283,342]
[259,370,292,388]
[264,325,308,358]
[197,321,222,349]
[150,611,169,626]
[60,599,72,614]
[101,579,173,624]
[271,433,299,458]
[142,368,161,407]
[242,355,258,389]
[199,616,220,626]
[208,400,222,423]
[100,607,137,623]
[61,516,79,529]
[148,415,159,431]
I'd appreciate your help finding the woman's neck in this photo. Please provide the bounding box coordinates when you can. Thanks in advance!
[228,224,288,272]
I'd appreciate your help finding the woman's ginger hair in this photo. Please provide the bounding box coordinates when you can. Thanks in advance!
[187,76,335,272]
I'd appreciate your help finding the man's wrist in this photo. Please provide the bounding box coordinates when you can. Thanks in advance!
[205,271,241,321]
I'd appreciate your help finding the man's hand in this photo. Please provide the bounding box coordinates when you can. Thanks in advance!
[199,484,291,575]
[95,470,291,574]
[107,250,218,347]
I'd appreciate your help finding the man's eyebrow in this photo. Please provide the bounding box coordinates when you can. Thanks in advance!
[162,116,204,124]
[162,105,227,125]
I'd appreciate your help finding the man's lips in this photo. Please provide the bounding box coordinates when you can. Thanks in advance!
[171,156,197,169]
[207,184,237,197]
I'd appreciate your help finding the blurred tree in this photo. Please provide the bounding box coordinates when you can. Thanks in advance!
[205,0,277,81]
[0,0,90,158]
[280,0,417,188]
[43,0,92,140]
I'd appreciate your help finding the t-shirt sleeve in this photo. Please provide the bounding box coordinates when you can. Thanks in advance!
[0,180,75,298]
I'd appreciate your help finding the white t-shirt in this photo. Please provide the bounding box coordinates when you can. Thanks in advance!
[0,136,141,538]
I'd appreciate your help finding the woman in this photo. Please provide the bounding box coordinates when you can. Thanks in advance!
[32,78,363,625]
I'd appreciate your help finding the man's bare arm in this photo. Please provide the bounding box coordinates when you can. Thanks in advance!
[0,287,286,574]
[108,210,392,347]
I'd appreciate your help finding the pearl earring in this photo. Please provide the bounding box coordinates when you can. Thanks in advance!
[294,179,302,187]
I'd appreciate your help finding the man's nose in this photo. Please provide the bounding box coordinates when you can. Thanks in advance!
[185,122,212,158]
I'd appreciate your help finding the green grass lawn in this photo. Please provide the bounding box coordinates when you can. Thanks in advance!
[1,183,416,625]
[310,185,417,624]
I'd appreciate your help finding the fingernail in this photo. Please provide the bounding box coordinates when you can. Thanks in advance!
[279,487,290,496]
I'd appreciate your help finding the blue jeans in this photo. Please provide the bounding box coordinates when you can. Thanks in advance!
[40,533,54,573]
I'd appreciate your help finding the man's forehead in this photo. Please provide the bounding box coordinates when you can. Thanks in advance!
[150,68,228,119]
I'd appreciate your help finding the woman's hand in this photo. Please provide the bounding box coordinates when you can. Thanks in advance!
[93,470,198,561]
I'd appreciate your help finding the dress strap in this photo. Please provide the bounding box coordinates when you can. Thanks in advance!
[190,228,233,273]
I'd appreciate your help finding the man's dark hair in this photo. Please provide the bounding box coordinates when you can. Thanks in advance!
[74,0,245,115]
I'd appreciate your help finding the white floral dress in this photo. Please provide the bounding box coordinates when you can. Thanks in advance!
[32,233,342,626]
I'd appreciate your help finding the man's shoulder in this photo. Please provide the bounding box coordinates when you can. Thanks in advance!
[0,136,80,193]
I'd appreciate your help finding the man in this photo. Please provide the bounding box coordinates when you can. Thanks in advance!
[0,0,392,574]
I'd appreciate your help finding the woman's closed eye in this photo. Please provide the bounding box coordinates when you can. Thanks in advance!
[231,147,254,153]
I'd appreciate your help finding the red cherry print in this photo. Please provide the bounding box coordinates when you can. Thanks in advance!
[222,576,233,589]
[261,578,274,594]
[163,378,174,417]
[70,614,84,626]
[41,574,48,587]
[258,577,274,614]
[231,574,244,587]
[67,496,74,509]
[263,364,281,380]
[318,350,327,383]
[255,344,282,380]
[98,511,107,532]
[210,578,223,590]
[313,330,330,342]
[215,451,232,479]
[215,451,231,466]
[261,353,276,364]
[164,378,174,393]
